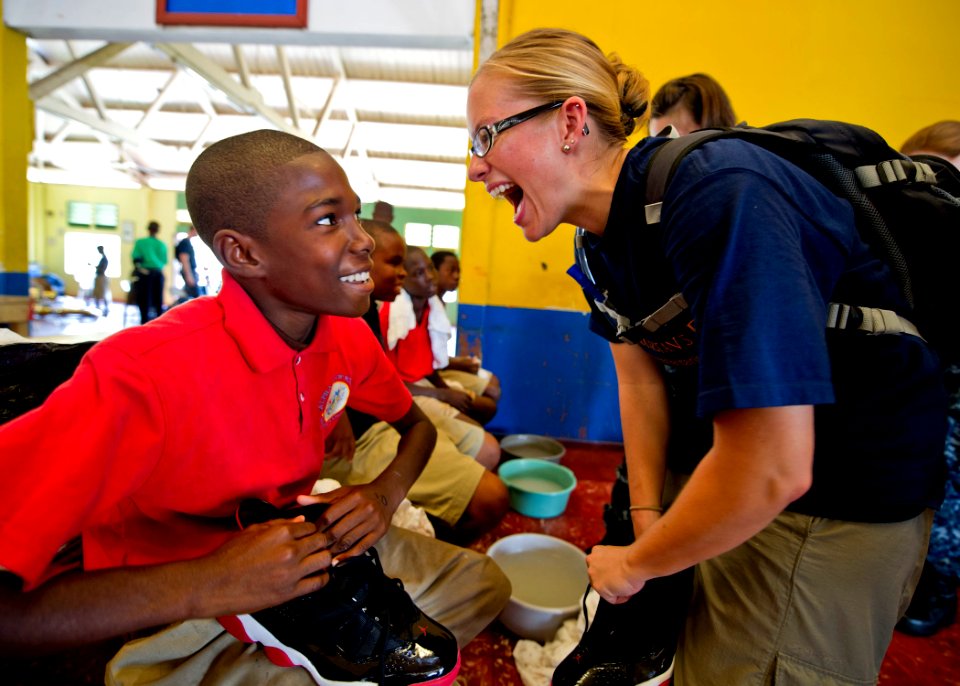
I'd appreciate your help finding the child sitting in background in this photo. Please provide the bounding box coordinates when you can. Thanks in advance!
[383,246,498,427]
[322,219,508,542]
[431,250,502,402]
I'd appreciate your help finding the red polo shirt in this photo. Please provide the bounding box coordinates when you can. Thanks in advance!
[0,271,411,589]
[380,302,434,383]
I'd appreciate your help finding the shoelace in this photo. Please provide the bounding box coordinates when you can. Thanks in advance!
[580,583,593,633]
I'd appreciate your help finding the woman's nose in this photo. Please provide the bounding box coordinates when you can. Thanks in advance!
[467,154,488,182]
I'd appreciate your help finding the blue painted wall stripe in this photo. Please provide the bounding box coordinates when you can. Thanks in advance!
[0,272,30,297]
[458,304,623,442]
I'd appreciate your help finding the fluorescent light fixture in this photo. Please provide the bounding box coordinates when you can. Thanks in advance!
[27,166,141,190]
[148,176,188,192]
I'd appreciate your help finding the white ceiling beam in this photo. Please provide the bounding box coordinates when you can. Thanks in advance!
[136,70,180,130]
[66,41,108,120]
[276,46,300,129]
[232,45,252,90]
[35,96,171,155]
[154,43,301,138]
[28,41,133,100]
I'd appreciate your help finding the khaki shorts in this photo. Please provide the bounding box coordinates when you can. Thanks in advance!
[322,420,484,525]
[675,508,932,686]
[411,392,485,458]
[106,526,510,685]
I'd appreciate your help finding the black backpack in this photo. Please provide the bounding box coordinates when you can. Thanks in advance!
[579,119,960,366]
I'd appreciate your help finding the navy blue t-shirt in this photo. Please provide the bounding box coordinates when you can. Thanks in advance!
[581,137,946,522]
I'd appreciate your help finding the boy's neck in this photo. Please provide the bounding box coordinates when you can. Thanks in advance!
[270,316,318,351]
[409,293,429,321]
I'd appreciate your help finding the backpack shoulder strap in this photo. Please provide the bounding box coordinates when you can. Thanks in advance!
[644,128,731,225]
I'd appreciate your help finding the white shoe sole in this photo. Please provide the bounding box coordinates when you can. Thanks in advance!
[219,613,461,686]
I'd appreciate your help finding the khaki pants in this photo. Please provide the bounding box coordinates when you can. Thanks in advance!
[675,509,932,686]
[106,526,510,685]
[322,420,484,526]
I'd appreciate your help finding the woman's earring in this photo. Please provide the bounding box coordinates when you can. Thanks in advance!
[562,143,571,153]
[582,123,590,136]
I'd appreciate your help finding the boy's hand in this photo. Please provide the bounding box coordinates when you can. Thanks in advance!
[436,387,473,413]
[196,518,333,616]
[297,485,396,564]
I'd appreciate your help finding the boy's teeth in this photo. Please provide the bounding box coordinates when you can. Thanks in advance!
[339,271,369,283]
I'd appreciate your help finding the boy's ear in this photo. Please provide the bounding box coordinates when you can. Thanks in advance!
[213,229,267,278]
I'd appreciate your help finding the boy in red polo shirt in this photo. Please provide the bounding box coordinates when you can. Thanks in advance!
[0,130,509,685]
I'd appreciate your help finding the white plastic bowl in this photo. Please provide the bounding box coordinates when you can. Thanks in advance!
[486,533,588,642]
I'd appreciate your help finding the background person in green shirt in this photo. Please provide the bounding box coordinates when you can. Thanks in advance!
[131,220,168,324]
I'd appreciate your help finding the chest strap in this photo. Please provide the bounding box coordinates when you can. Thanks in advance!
[826,303,924,340]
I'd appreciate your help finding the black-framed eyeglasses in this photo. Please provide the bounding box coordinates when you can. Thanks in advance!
[470,101,563,158]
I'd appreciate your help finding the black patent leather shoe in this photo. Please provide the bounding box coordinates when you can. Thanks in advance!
[552,568,693,686]
[219,499,461,686]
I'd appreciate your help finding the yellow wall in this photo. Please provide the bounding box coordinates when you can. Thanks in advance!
[461,0,960,311]
[29,183,180,300]
[0,1,30,273]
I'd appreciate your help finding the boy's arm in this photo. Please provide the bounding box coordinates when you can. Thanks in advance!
[0,518,334,655]
[403,374,473,413]
[301,402,436,563]
[444,356,481,374]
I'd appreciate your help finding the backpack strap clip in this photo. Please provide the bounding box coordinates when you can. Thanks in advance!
[855,159,938,188]
[826,302,924,340]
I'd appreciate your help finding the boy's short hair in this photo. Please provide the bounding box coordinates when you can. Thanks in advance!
[360,218,400,249]
[186,130,323,247]
[430,250,457,270]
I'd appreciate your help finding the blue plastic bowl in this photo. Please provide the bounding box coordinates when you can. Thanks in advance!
[498,458,577,518]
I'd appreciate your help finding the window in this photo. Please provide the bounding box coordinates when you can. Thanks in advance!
[404,222,433,247]
[66,201,119,229]
[403,222,461,251]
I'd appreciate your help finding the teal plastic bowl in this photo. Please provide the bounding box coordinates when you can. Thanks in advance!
[498,458,577,518]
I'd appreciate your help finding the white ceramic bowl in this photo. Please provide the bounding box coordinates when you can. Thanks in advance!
[486,533,588,642]
[500,434,567,463]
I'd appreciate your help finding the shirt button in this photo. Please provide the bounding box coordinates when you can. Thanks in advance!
[296,356,302,365]
[299,392,305,402]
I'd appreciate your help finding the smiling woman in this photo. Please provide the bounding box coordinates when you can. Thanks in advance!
[465,27,947,686]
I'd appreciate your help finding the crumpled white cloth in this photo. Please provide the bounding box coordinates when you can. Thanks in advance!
[311,478,435,538]
[384,291,453,373]
[427,295,452,369]
[384,290,416,351]
[513,588,599,686]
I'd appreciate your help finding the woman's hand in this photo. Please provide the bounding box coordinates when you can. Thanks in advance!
[585,543,646,604]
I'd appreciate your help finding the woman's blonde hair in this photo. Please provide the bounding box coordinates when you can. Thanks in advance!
[473,28,650,144]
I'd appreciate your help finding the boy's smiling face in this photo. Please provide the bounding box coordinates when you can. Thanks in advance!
[256,151,374,326]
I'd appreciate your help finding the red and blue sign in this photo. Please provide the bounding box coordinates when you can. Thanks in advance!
[157,0,307,27]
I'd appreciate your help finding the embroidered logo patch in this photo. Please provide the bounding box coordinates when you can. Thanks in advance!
[322,381,350,423]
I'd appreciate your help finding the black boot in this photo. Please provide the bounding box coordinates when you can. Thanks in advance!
[552,568,694,686]
[896,560,958,637]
